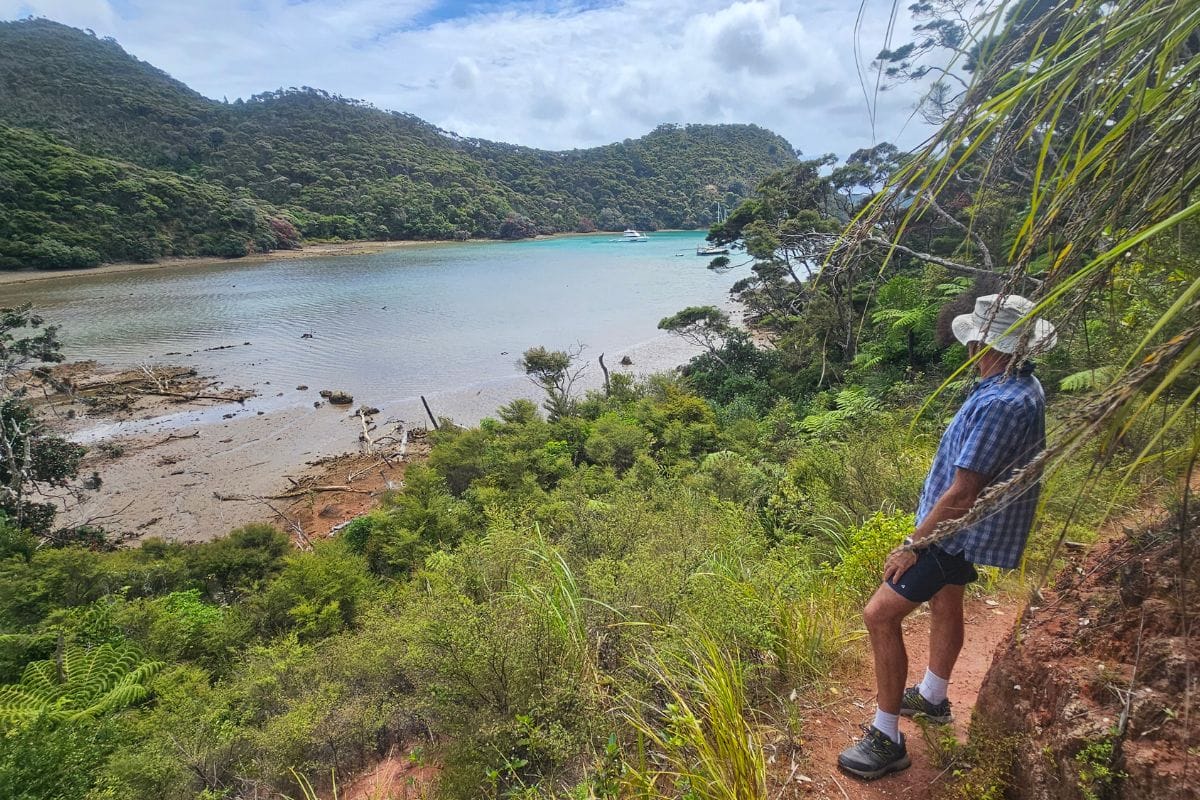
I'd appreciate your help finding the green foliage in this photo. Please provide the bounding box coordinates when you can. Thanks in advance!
[827,512,913,602]
[252,540,372,641]
[0,20,797,266]
[0,640,163,724]
[109,589,243,667]
[658,305,734,357]
[926,717,1018,800]
[623,635,767,800]
[183,523,291,600]
[1,306,86,538]
[1074,730,1126,800]
[522,346,583,421]
[0,125,284,267]
[0,713,118,800]
[339,464,467,575]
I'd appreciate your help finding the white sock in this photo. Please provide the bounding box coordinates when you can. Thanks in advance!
[919,668,949,704]
[872,708,900,743]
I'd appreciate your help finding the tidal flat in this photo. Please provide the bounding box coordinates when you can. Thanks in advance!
[9,231,743,540]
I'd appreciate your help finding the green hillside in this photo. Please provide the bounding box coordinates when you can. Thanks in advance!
[0,126,290,268]
[0,19,797,266]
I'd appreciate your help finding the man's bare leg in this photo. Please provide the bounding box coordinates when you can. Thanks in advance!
[864,583,921,716]
[927,584,966,680]
[838,583,921,778]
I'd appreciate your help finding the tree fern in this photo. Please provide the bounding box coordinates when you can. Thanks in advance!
[1059,366,1118,392]
[0,642,163,725]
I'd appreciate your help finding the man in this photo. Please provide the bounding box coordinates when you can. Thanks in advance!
[837,293,1057,780]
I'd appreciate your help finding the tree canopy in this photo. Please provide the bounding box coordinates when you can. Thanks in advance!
[0,19,798,268]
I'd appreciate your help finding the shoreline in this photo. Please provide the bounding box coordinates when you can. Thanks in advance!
[51,328,716,543]
[0,240,450,286]
[0,229,704,287]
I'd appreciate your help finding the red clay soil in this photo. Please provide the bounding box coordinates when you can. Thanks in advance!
[264,437,431,546]
[974,522,1198,800]
[779,594,1020,799]
[339,747,439,800]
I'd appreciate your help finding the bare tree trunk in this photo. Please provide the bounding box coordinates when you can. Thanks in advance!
[598,353,611,396]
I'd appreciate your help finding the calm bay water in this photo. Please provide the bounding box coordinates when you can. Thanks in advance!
[4,232,743,423]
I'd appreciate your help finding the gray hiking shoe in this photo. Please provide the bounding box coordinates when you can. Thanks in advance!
[837,725,911,781]
[899,685,953,724]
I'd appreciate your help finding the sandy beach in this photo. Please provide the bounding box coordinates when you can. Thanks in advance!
[47,331,711,543]
[0,240,451,287]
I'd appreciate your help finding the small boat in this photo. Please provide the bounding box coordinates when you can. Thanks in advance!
[617,229,649,242]
[696,244,730,256]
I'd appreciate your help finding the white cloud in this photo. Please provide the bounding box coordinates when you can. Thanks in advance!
[0,0,114,30]
[448,56,479,91]
[1,0,939,156]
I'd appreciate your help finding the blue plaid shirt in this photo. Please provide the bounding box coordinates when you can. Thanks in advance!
[917,365,1046,568]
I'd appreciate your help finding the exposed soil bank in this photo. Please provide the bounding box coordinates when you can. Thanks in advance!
[975,504,1198,799]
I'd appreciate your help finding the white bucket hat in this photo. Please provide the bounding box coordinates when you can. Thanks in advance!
[951,293,1057,354]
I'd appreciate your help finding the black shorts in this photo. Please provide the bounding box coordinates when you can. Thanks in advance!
[886,545,979,603]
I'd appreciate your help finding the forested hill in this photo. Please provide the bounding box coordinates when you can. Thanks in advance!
[0,19,797,269]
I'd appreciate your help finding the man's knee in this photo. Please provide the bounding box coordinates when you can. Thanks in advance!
[864,586,911,632]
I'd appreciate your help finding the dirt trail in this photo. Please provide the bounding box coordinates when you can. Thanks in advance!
[787,594,1020,799]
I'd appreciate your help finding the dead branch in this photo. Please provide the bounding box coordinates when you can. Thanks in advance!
[919,191,995,272]
[346,459,388,483]
[213,486,373,502]
[133,387,252,403]
[152,430,201,446]
[864,235,1003,281]
[358,409,376,453]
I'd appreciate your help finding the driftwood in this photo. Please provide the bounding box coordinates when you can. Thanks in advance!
[148,430,202,448]
[133,387,252,403]
[598,353,611,396]
[213,485,373,502]
[72,367,196,391]
[346,458,389,483]
[358,410,377,452]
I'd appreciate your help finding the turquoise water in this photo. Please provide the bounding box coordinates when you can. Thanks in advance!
[4,232,743,415]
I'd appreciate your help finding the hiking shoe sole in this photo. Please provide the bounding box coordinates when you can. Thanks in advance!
[838,752,912,781]
[899,707,954,724]
[899,685,954,724]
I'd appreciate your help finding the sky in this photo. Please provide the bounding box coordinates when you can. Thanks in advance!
[0,0,942,157]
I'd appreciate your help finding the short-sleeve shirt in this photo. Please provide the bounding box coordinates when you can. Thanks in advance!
[916,365,1046,568]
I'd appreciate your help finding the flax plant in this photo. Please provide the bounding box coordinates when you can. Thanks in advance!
[844,0,1200,552]
[621,634,767,800]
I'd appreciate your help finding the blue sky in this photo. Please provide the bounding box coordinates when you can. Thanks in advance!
[0,0,944,155]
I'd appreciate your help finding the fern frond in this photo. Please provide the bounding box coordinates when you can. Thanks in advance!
[1059,366,1118,392]
[0,642,163,725]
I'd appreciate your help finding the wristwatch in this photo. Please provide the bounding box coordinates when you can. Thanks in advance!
[902,536,916,549]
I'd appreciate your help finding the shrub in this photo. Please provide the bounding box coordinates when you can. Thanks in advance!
[827,512,913,602]
[184,523,289,600]
[251,540,372,641]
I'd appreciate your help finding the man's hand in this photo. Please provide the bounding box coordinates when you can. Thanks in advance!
[882,546,918,584]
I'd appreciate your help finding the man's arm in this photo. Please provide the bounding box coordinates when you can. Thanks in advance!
[912,467,988,544]
[882,467,988,583]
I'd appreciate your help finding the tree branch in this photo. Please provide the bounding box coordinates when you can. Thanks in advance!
[920,191,994,272]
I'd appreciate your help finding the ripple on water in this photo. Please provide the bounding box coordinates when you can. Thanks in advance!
[8,233,749,418]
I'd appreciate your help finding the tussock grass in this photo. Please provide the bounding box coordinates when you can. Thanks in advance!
[621,634,767,800]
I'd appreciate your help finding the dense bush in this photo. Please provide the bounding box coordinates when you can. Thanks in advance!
[0,19,798,266]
